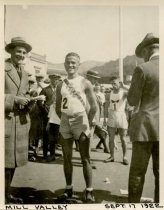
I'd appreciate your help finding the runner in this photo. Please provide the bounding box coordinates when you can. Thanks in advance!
[56,52,97,203]
[104,77,129,165]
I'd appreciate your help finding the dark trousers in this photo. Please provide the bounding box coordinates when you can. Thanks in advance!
[47,123,60,156]
[95,125,109,151]
[128,141,159,203]
[5,168,15,197]
[43,117,49,158]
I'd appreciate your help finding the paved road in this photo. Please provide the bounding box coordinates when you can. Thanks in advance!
[11,135,154,204]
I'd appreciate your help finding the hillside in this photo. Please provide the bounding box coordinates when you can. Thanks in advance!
[78,60,105,75]
[47,60,104,76]
[89,55,144,83]
[48,55,144,83]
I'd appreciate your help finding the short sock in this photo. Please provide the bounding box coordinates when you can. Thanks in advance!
[66,185,73,189]
[86,187,93,191]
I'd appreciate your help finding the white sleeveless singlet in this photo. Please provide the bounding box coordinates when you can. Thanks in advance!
[107,90,128,129]
[109,90,127,112]
[61,75,87,115]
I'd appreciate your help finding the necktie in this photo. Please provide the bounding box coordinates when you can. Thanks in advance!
[17,66,22,79]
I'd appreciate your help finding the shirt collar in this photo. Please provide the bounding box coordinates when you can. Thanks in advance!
[10,58,21,69]
[149,52,159,61]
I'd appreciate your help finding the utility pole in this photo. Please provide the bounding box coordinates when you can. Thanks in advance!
[119,6,123,82]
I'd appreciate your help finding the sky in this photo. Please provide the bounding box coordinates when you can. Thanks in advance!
[5,5,159,63]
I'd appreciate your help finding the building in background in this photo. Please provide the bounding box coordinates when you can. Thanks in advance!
[19,52,67,79]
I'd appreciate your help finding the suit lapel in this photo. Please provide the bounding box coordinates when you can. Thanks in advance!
[17,69,28,96]
[5,60,29,96]
[6,61,20,88]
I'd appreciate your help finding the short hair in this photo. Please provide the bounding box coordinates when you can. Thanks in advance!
[95,82,100,86]
[111,76,120,82]
[65,52,80,61]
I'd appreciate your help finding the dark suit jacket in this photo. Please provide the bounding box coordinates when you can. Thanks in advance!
[39,85,54,118]
[128,55,159,142]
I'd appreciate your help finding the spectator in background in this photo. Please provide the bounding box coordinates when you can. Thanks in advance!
[46,73,62,162]
[86,70,109,153]
[39,72,62,160]
[28,76,45,161]
[28,76,36,92]
[100,85,105,94]
[94,83,105,117]
[5,37,32,203]
[35,74,45,95]
[44,77,50,85]
[128,33,159,203]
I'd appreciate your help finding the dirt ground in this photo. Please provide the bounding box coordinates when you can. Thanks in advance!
[11,135,154,204]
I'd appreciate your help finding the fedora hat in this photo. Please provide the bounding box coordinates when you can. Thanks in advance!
[135,33,159,58]
[48,72,61,79]
[5,37,32,53]
[35,73,45,78]
[86,70,100,79]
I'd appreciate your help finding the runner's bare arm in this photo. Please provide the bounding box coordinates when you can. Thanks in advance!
[119,81,129,91]
[84,80,98,127]
[56,81,63,119]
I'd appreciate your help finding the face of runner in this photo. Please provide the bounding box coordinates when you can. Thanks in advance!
[64,55,80,76]
[111,79,120,91]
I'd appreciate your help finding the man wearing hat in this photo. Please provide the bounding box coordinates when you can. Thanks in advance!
[127,33,159,202]
[86,70,101,84]
[86,70,109,154]
[5,37,32,203]
[39,72,61,161]
[28,76,45,161]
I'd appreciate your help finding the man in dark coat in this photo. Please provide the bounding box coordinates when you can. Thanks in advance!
[5,37,32,203]
[39,73,61,160]
[86,70,109,153]
[46,73,61,161]
[127,33,159,203]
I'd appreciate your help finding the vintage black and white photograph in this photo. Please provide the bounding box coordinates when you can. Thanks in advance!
[2,0,163,207]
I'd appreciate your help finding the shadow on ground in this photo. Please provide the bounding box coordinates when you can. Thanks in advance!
[10,187,128,204]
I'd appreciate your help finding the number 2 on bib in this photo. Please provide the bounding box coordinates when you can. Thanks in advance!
[63,97,68,109]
